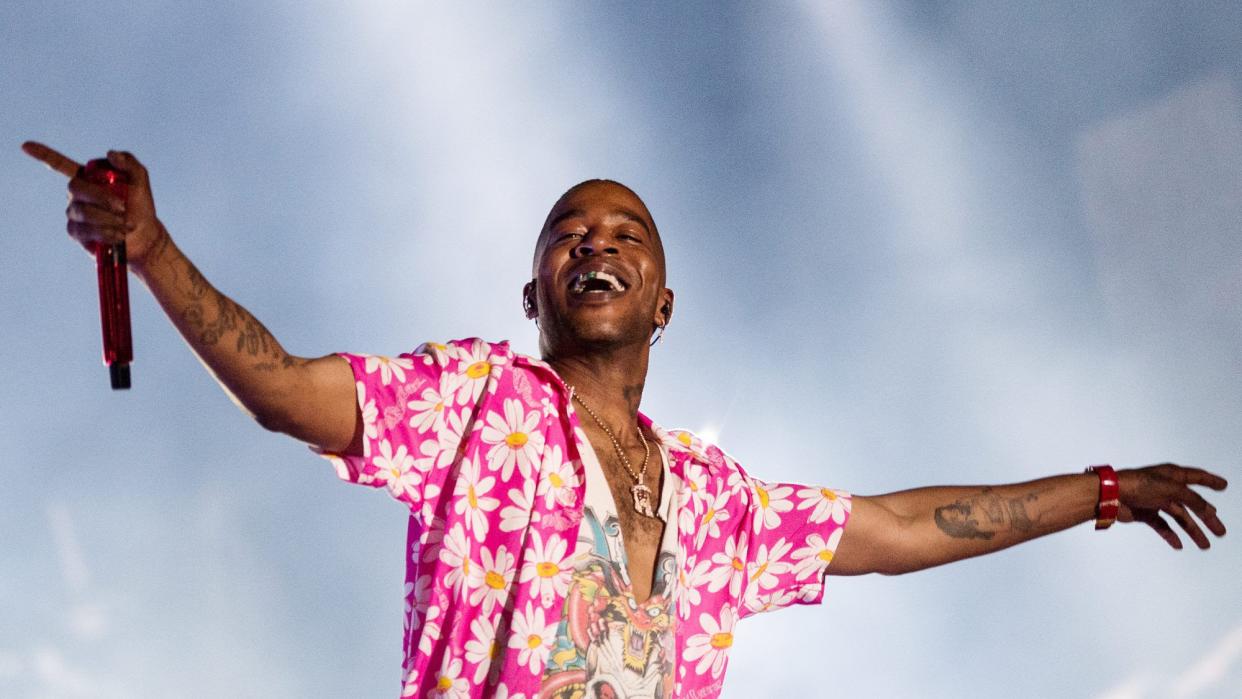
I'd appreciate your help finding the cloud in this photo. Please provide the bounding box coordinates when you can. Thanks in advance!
[0,650,23,679]
[1170,621,1242,699]
[1076,73,1242,343]
[46,503,89,594]
[1094,674,1151,699]
[32,646,94,698]
[1092,621,1242,699]
[46,503,108,641]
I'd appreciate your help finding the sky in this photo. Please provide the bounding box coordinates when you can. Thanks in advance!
[2,1,1240,697]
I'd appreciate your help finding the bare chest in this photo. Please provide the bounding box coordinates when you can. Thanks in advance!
[580,430,668,603]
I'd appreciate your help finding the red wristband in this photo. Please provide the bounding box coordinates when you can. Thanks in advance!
[1085,465,1120,530]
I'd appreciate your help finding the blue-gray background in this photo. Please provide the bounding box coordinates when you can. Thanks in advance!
[3,2,1240,697]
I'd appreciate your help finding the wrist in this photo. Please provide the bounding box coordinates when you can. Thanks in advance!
[131,221,175,279]
[1085,465,1120,530]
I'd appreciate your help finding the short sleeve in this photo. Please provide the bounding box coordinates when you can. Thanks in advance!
[736,473,852,619]
[314,340,481,518]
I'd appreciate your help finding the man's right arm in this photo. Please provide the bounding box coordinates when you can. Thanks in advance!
[23,142,360,454]
[136,230,361,453]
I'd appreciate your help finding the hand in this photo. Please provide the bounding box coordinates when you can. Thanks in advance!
[22,141,168,270]
[1117,464,1228,549]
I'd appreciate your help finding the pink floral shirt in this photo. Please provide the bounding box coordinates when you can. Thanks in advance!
[318,339,851,699]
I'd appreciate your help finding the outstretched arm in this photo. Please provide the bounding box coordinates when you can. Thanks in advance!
[23,142,360,453]
[829,463,1228,576]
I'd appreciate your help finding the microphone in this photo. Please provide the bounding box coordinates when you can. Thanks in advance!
[82,159,133,390]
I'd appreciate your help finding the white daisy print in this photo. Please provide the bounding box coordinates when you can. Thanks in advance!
[675,430,700,453]
[429,654,468,699]
[491,685,526,699]
[518,530,573,605]
[684,604,738,679]
[420,514,446,564]
[470,545,515,615]
[409,413,465,496]
[436,524,478,600]
[695,490,733,548]
[796,485,851,524]
[436,408,469,462]
[744,588,797,615]
[463,615,499,684]
[453,456,500,541]
[539,395,558,418]
[417,604,443,658]
[406,371,461,434]
[535,444,579,508]
[356,381,378,450]
[751,479,794,533]
[682,461,709,509]
[399,666,420,698]
[481,398,544,480]
[791,528,843,579]
[706,533,748,598]
[373,439,420,502]
[320,451,355,484]
[415,341,454,366]
[364,354,414,385]
[747,538,793,591]
[678,556,713,619]
[452,339,506,405]
[418,481,443,529]
[405,573,433,633]
[508,601,557,674]
[499,479,536,533]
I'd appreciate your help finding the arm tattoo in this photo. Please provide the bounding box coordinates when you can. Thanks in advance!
[933,487,1045,540]
[933,501,994,540]
[174,255,290,368]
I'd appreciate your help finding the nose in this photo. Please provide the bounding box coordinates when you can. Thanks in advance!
[572,229,619,258]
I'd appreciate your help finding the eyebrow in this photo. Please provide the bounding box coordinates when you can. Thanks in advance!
[546,207,652,235]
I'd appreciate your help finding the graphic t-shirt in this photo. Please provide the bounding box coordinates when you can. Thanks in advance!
[541,438,680,699]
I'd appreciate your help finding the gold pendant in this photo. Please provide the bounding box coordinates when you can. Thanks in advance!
[631,483,655,518]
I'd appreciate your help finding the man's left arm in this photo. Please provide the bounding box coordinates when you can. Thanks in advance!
[828,463,1228,576]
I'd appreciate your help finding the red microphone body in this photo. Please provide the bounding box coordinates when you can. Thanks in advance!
[82,159,132,390]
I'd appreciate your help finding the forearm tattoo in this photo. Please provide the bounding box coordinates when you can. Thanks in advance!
[173,255,292,372]
[933,487,1045,540]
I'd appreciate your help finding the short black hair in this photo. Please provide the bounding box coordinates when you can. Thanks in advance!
[531,179,662,277]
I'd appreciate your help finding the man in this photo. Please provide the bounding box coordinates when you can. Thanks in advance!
[24,142,1228,699]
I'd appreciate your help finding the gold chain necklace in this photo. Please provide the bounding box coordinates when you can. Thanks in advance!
[568,385,656,518]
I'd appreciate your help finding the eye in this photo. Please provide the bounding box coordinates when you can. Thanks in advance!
[556,231,583,244]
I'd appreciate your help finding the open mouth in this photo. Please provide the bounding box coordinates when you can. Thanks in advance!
[568,270,627,296]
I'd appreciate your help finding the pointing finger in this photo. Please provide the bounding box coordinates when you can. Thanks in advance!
[21,141,81,179]
[1184,467,1229,491]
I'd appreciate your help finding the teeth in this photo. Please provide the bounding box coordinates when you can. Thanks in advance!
[571,270,624,293]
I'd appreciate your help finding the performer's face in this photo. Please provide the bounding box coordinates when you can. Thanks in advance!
[529,180,672,352]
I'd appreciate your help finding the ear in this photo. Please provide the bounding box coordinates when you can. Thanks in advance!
[654,288,674,327]
[523,280,538,319]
